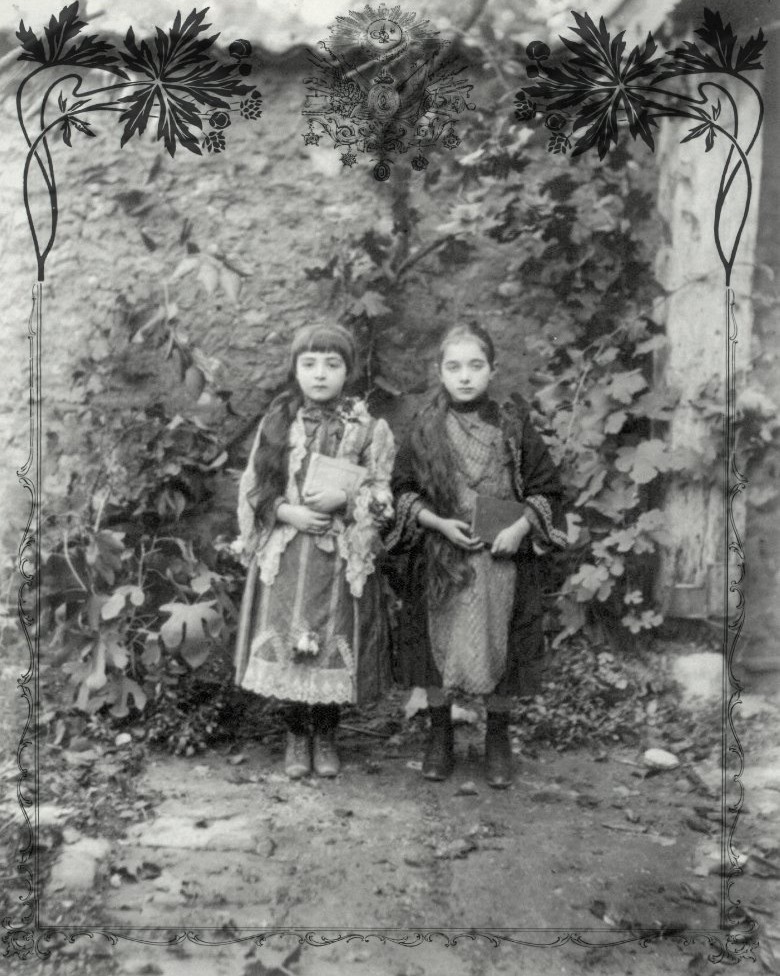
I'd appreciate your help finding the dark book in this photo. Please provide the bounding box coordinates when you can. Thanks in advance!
[471,494,526,544]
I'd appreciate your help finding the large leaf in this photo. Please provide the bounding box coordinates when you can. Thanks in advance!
[614,439,669,484]
[159,600,222,669]
[17,2,127,76]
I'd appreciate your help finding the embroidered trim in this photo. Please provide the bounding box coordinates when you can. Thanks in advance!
[385,491,424,552]
[525,493,568,549]
[240,656,355,704]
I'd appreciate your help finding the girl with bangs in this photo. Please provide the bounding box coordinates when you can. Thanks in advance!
[235,323,395,779]
[388,323,567,788]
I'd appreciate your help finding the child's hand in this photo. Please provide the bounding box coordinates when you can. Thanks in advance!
[303,487,348,514]
[491,518,530,557]
[279,504,332,534]
[438,518,483,551]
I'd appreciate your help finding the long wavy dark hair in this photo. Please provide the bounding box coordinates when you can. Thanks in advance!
[410,323,497,605]
[248,323,356,526]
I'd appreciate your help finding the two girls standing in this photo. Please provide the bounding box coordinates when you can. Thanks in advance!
[235,321,565,786]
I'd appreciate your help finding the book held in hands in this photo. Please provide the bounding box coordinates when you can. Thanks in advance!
[471,494,526,545]
[302,452,367,497]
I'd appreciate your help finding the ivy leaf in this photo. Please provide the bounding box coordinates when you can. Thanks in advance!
[569,562,611,602]
[604,411,626,435]
[575,468,606,507]
[614,439,669,484]
[606,371,647,405]
[629,387,678,420]
[585,480,639,519]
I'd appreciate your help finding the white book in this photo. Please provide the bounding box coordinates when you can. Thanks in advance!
[302,452,367,497]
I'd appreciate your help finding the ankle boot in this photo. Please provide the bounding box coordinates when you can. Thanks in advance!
[283,703,311,779]
[485,711,512,789]
[422,705,454,781]
[311,704,340,778]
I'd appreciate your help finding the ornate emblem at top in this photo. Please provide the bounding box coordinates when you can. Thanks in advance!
[302,3,475,180]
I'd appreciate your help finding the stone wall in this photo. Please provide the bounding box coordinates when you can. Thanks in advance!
[0,51,548,555]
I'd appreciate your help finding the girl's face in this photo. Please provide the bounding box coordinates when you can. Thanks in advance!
[439,338,494,403]
[295,349,348,403]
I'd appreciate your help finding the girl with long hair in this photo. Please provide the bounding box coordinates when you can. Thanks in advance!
[387,323,567,788]
[235,323,395,779]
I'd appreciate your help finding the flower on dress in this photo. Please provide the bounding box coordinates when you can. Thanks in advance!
[296,631,321,655]
[442,129,461,150]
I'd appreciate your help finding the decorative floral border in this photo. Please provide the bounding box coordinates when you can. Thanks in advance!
[514,6,763,957]
[4,2,765,965]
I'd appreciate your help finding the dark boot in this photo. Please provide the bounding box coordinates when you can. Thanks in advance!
[283,703,311,779]
[485,711,513,789]
[311,703,340,778]
[422,705,454,781]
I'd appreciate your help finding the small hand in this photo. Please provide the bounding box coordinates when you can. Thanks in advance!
[303,487,348,514]
[282,504,332,534]
[438,518,483,551]
[491,520,529,557]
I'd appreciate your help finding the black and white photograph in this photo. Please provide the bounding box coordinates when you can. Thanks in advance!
[0,0,778,973]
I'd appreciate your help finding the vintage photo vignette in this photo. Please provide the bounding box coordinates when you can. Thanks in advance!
[3,0,767,964]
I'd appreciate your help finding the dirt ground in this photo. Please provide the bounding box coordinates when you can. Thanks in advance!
[4,654,777,976]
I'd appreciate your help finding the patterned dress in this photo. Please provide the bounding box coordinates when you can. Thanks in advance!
[234,398,395,705]
[388,393,567,698]
[427,411,517,694]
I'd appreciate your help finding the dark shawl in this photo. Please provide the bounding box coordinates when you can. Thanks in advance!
[384,393,567,697]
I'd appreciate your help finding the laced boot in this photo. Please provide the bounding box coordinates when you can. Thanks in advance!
[311,703,340,778]
[284,703,311,780]
[422,705,454,781]
[484,711,513,789]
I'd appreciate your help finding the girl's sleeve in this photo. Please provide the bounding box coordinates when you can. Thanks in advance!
[384,432,427,554]
[350,416,396,525]
[515,414,568,553]
[339,417,396,598]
